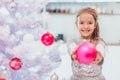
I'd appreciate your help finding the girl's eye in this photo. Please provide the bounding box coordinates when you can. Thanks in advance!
[88,22,93,24]
[79,22,84,24]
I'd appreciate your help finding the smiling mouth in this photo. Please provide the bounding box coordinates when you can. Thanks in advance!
[81,29,90,33]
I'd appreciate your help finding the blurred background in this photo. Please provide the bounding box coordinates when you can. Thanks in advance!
[0,0,120,80]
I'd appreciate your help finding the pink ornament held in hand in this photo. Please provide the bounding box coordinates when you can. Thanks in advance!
[75,42,97,64]
[41,32,54,46]
[9,57,23,70]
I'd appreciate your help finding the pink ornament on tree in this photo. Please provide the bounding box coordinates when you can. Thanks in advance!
[0,78,6,80]
[41,32,54,46]
[9,57,23,70]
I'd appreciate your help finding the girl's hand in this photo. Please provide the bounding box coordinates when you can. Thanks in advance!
[93,51,104,65]
[71,50,104,65]
[71,51,79,63]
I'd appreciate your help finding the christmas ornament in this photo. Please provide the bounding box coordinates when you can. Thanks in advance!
[41,32,54,46]
[9,57,23,70]
[0,78,6,80]
[76,42,97,64]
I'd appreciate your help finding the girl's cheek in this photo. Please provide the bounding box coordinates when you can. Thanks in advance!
[77,27,81,31]
[77,24,80,29]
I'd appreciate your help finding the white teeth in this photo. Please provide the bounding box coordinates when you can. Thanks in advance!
[81,29,90,34]
[82,29,90,32]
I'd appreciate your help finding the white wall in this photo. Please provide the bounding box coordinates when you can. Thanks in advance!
[47,14,79,41]
[103,46,120,80]
[49,0,120,2]
[99,15,120,44]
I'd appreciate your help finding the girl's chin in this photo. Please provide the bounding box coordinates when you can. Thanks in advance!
[82,34,90,37]
[81,35,90,39]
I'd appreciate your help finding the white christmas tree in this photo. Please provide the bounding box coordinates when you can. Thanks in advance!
[0,0,62,80]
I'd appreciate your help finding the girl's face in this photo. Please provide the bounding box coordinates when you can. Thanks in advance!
[77,13,96,39]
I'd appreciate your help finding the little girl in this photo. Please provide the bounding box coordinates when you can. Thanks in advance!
[67,7,108,80]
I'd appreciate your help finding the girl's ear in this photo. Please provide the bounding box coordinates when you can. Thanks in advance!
[76,17,80,29]
[76,20,79,28]
[76,23,79,30]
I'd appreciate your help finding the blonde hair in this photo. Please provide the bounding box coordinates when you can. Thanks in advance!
[76,7,100,45]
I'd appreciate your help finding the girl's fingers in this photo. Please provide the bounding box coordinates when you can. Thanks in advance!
[93,51,104,64]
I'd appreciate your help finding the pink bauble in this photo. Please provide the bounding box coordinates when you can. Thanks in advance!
[9,57,23,70]
[41,32,54,46]
[76,42,97,64]
[0,78,6,80]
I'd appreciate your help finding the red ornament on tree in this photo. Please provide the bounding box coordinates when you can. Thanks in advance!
[41,32,54,46]
[9,57,23,70]
[0,78,6,80]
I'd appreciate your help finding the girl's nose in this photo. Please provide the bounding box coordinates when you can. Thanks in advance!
[84,24,89,28]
